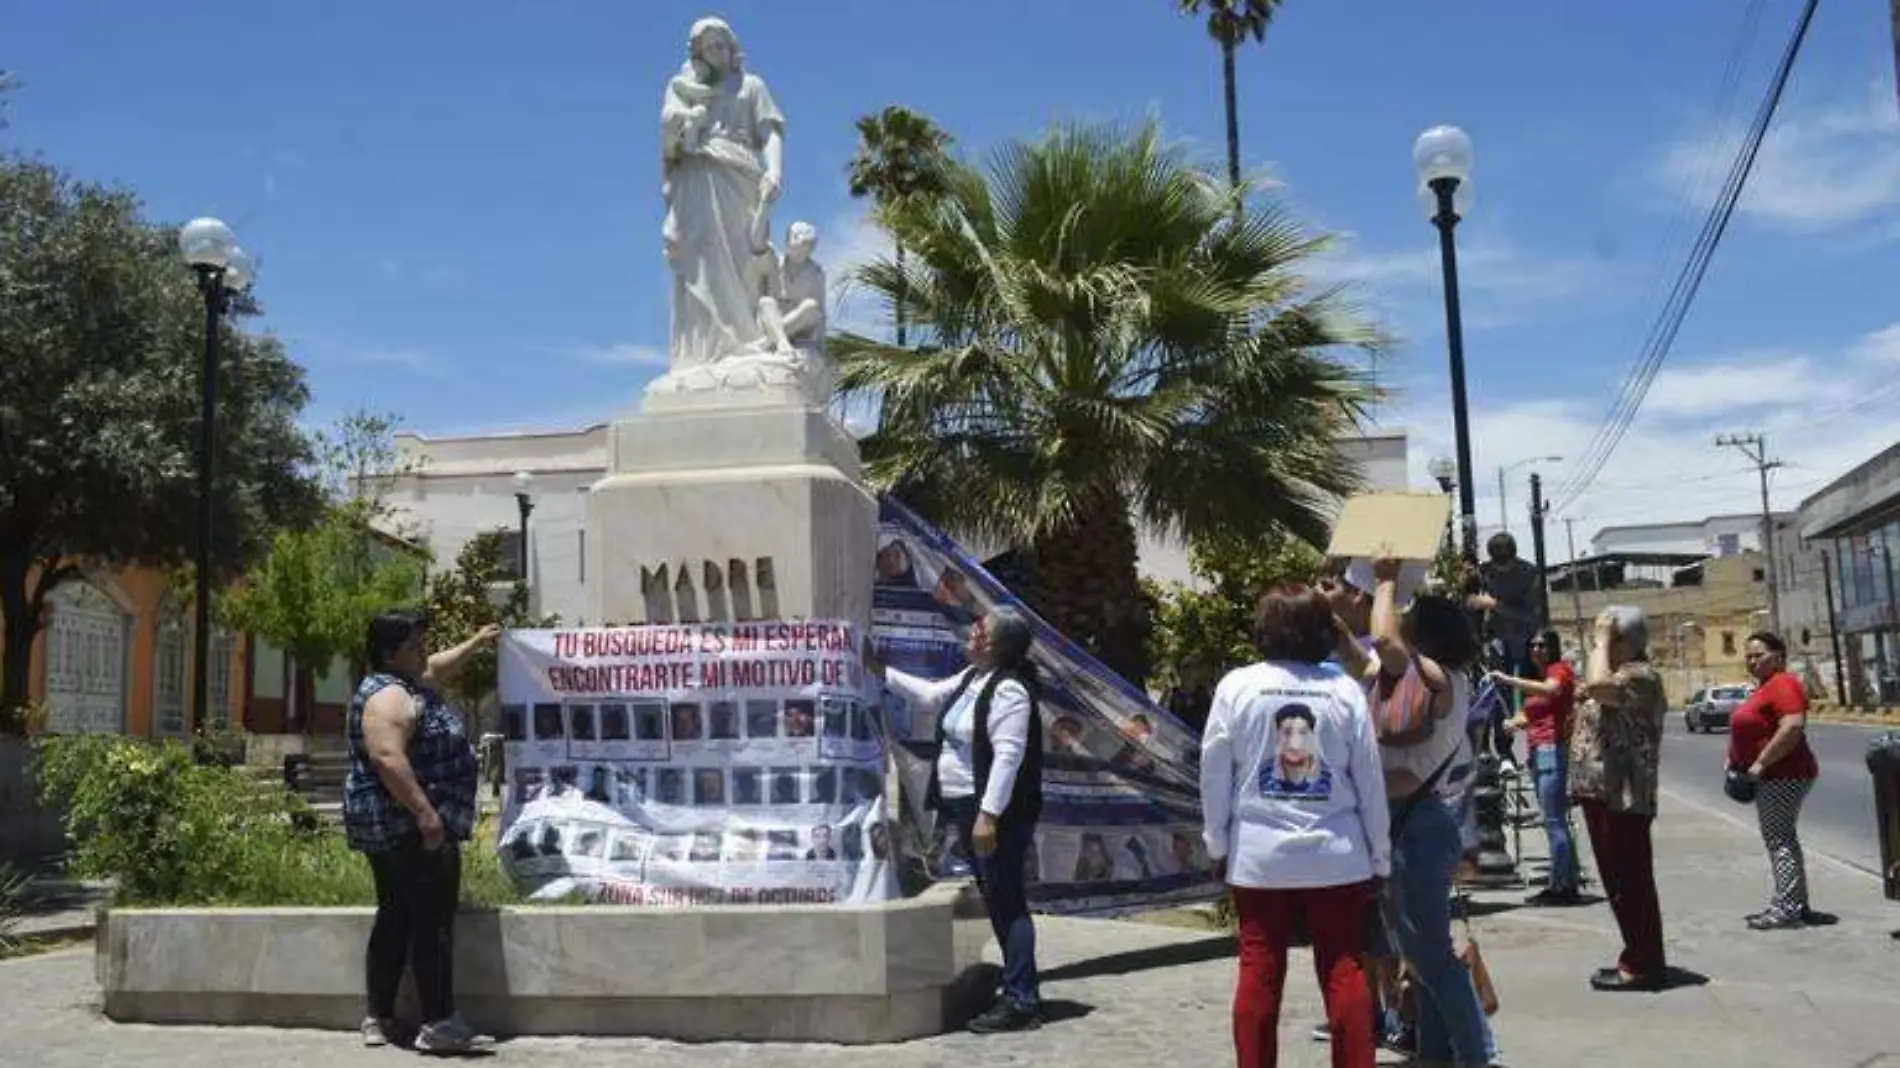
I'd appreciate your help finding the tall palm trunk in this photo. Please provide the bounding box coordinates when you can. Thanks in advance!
[1023,488,1152,688]
[894,242,908,348]
[1221,36,1242,191]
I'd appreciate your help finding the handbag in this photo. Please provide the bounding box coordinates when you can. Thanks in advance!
[1724,767,1759,805]
[1456,890,1501,1016]
[1372,657,1436,746]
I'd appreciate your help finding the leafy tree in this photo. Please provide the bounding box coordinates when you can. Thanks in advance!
[1147,528,1324,693]
[220,408,427,723]
[833,120,1379,686]
[845,106,955,347]
[220,507,425,690]
[0,71,17,129]
[1178,0,1285,191]
[422,530,555,714]
[0,156,321,728]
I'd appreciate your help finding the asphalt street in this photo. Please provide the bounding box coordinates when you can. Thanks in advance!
[1656,715,1893,879]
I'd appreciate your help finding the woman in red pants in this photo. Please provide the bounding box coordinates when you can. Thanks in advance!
[1201,584,1392,1068]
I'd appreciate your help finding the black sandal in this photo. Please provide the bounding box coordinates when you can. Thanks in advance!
[1590,967,1663,992]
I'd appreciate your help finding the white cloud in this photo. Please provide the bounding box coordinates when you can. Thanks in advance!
[1317,233,1610,334]
[1383,321,1900,553]
[1658,84,1900,229]
[349,346,434,369]
[819,208,893,339]
[571,342,667,367]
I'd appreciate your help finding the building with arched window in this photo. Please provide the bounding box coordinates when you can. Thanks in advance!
[4,563,246,737]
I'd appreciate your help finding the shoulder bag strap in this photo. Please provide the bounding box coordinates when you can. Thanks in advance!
[1389,746,1460,840]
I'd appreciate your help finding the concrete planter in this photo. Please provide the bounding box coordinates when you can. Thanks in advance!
[97,882,997,1043]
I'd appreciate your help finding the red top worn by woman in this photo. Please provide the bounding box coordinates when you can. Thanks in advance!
[1729,670,1818,780]
[1523,660,1576,749]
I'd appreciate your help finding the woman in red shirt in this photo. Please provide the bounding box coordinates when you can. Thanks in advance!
[1728,631,1821,930]
[1491,628,1582,906]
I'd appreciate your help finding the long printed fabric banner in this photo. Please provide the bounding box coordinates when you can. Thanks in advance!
[494,621,899,906]
[871,495,1222,916]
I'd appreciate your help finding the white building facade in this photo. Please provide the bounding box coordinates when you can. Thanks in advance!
[386,426,1412,623]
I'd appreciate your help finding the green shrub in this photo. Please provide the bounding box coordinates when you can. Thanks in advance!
[33,734,521,909]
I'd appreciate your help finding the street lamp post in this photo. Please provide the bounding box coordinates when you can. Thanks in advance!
[513,471,536,609]
[1415,125,1478,563]
[1497,455,1563,540]
[178,218,255,736]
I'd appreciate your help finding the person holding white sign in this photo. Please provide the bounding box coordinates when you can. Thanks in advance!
[868,608,1045,1034]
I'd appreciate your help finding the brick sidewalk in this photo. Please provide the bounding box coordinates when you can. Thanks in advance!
[1,786,1895,1067]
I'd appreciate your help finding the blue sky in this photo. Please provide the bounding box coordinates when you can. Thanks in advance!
[6,0,1897,544]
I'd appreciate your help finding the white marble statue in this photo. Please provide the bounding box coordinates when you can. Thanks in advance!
[756,221,827,357]
[660,17,785,371]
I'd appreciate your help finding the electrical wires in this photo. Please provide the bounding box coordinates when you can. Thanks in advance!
[1551,0,1823,514]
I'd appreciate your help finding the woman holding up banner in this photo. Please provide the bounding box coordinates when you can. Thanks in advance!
[342,611,500,1054]
[869,608,1046,1034]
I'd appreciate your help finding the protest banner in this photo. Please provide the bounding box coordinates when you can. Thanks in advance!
[872,496,1222,916]
[495,620,898,906]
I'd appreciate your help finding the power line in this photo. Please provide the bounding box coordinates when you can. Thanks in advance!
[1552,0,1822,512]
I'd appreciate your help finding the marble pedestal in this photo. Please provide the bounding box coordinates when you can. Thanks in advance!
[97,883,997,1042]
[583,401,876,626]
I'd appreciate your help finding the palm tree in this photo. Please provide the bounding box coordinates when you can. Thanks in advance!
[833,120,1380,686]
[846,106,955,347]
[1178,0,1284,190]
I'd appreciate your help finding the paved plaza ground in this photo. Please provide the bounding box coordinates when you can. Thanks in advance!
[4,773,1898,1067]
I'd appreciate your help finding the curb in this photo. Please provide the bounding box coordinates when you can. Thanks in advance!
[1806,711,1900,728]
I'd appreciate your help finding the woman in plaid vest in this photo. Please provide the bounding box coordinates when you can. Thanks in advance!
[344,611,499,1053]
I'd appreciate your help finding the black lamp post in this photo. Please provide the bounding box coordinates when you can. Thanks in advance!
[1415,125,1478,564]
[512,470,536,609]
[178,218,255,736]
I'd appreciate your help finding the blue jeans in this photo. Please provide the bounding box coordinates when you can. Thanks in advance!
[1532,744,1580,892]
[1387,795,1490,1068]
[944,796,1040,1008]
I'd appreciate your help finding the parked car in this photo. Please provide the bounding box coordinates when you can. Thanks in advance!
[1684,684,1753,733]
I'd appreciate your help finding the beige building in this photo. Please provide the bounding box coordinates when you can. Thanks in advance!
[1547,550,1769,702]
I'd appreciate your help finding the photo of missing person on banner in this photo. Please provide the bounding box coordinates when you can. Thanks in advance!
[599,702,631,742]
[708,701,740,740]
[501,704,525,741]
[806,823,839,860]
[781,700,816,738]
[670,702,704,741]
[532,703,564,741]
[569,703,597,742]
[586,765,615,804]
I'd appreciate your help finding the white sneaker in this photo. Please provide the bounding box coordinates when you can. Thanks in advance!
[415,1015,490,1054]
[360,1016,393,1048]
[1498,759,1519,777]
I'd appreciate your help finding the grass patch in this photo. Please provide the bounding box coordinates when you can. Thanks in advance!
[0,932,90,961]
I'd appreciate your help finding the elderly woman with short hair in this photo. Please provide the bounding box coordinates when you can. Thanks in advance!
[870,608,1045,1034]
[1571,606,1671,991]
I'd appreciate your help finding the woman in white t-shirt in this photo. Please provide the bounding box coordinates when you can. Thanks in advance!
[1201,584,1390,1068]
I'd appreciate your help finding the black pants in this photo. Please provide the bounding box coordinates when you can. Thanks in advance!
[366,838,461,1023]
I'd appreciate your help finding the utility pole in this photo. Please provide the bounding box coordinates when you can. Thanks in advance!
[1820,549,1847,704]
[1715,432,1784,635]
[1563,517,1587,653]
[1529,473,1551,628]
